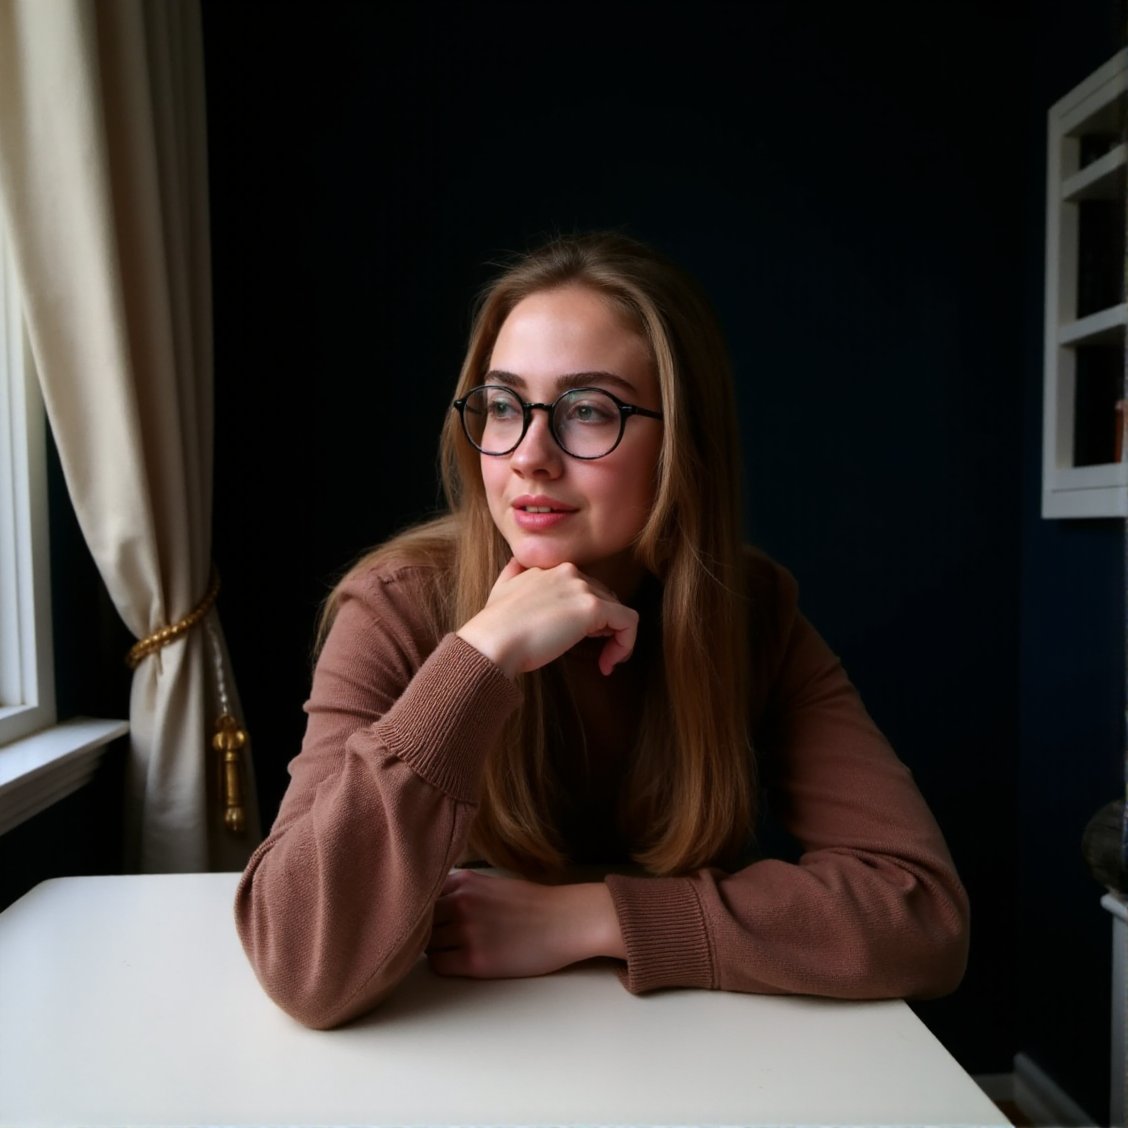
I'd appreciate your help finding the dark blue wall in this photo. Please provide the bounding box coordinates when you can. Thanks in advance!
[195,1,1125,1114]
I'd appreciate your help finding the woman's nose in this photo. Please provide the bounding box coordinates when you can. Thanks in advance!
[510,407,562,476]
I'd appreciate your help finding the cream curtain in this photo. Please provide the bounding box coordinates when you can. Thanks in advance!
[0,0,259,870]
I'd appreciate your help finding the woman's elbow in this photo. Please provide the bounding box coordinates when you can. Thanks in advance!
[245,943,377,1030]
[233,881,422,1030]
[272,980,395,1031]
[899,884,971,1000]
[236,921,416,1029]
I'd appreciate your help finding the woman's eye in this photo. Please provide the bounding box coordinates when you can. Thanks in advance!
[564,398,614,425]
[487,398,518,419]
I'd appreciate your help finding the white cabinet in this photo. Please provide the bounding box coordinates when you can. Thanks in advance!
[1043,50,1128,518]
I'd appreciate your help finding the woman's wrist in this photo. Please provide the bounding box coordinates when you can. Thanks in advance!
[564,882,627,962]
[456,619,518,679]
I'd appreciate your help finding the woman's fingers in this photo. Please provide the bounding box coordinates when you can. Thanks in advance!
[428,870,469,950]
[494,556,526,584]
[598,628,636,676]
[440,868,467,895]
[426,921,458,952]
[583,595,638,675]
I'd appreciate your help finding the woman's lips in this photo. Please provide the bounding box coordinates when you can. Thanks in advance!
[512,509,574,530]
[511,497,577,531]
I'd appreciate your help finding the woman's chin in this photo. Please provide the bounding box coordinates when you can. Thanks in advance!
[509,542,576,571]
[504,539,643,596]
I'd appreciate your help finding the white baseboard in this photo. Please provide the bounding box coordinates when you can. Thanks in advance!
[1014,1053,1098,1127]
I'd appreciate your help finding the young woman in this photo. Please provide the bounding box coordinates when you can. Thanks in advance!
[235,232,969,1030]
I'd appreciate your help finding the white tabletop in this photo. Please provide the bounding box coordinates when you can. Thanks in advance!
[0,872,1008,1128]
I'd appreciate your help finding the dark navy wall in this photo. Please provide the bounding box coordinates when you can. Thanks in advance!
[195,0,1123,1107]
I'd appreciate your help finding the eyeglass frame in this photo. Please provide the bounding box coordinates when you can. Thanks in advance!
[451,384,664,460]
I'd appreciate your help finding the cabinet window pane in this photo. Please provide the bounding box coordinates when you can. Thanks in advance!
[1073,343,1124,467]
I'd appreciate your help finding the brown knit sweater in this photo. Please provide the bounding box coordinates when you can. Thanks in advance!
[234,552,969,1029]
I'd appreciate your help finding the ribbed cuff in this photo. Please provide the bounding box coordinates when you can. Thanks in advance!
[376,633,520,804]
[605,874,716,993]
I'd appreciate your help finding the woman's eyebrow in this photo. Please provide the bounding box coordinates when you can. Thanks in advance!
[484,370,637,395]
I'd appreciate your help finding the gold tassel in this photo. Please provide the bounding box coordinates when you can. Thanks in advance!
[213,712,247,834]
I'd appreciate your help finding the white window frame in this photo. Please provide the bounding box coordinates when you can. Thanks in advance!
[0,229,55,744]
[0,227,127,836]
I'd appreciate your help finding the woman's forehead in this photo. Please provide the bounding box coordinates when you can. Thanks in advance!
[488,285,657,400]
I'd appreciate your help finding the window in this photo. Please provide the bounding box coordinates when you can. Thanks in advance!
[0,228,126,835]
[0,227,55,745]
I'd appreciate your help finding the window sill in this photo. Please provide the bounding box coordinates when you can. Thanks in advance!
[0,717,128,836]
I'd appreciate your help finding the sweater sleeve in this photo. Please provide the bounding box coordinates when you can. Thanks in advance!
[605,574,969,1001]
[233,565,520,1029]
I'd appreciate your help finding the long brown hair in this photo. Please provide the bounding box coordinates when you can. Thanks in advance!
[325,232,752,876]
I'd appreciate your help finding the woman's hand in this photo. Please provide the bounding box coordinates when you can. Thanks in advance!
[425,869,626,980]
[456,559,638,678]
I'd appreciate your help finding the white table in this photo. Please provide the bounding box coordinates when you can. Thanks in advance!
[0,872,1008,1128]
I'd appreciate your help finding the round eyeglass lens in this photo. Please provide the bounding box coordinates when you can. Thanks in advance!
[553,388,623,458]
[462,386,525,453]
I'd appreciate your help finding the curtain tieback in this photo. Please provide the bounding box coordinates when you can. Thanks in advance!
[124,569,249,836]
[125,568,221,669]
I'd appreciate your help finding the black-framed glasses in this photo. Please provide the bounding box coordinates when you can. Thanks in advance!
[452,385,664,460]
